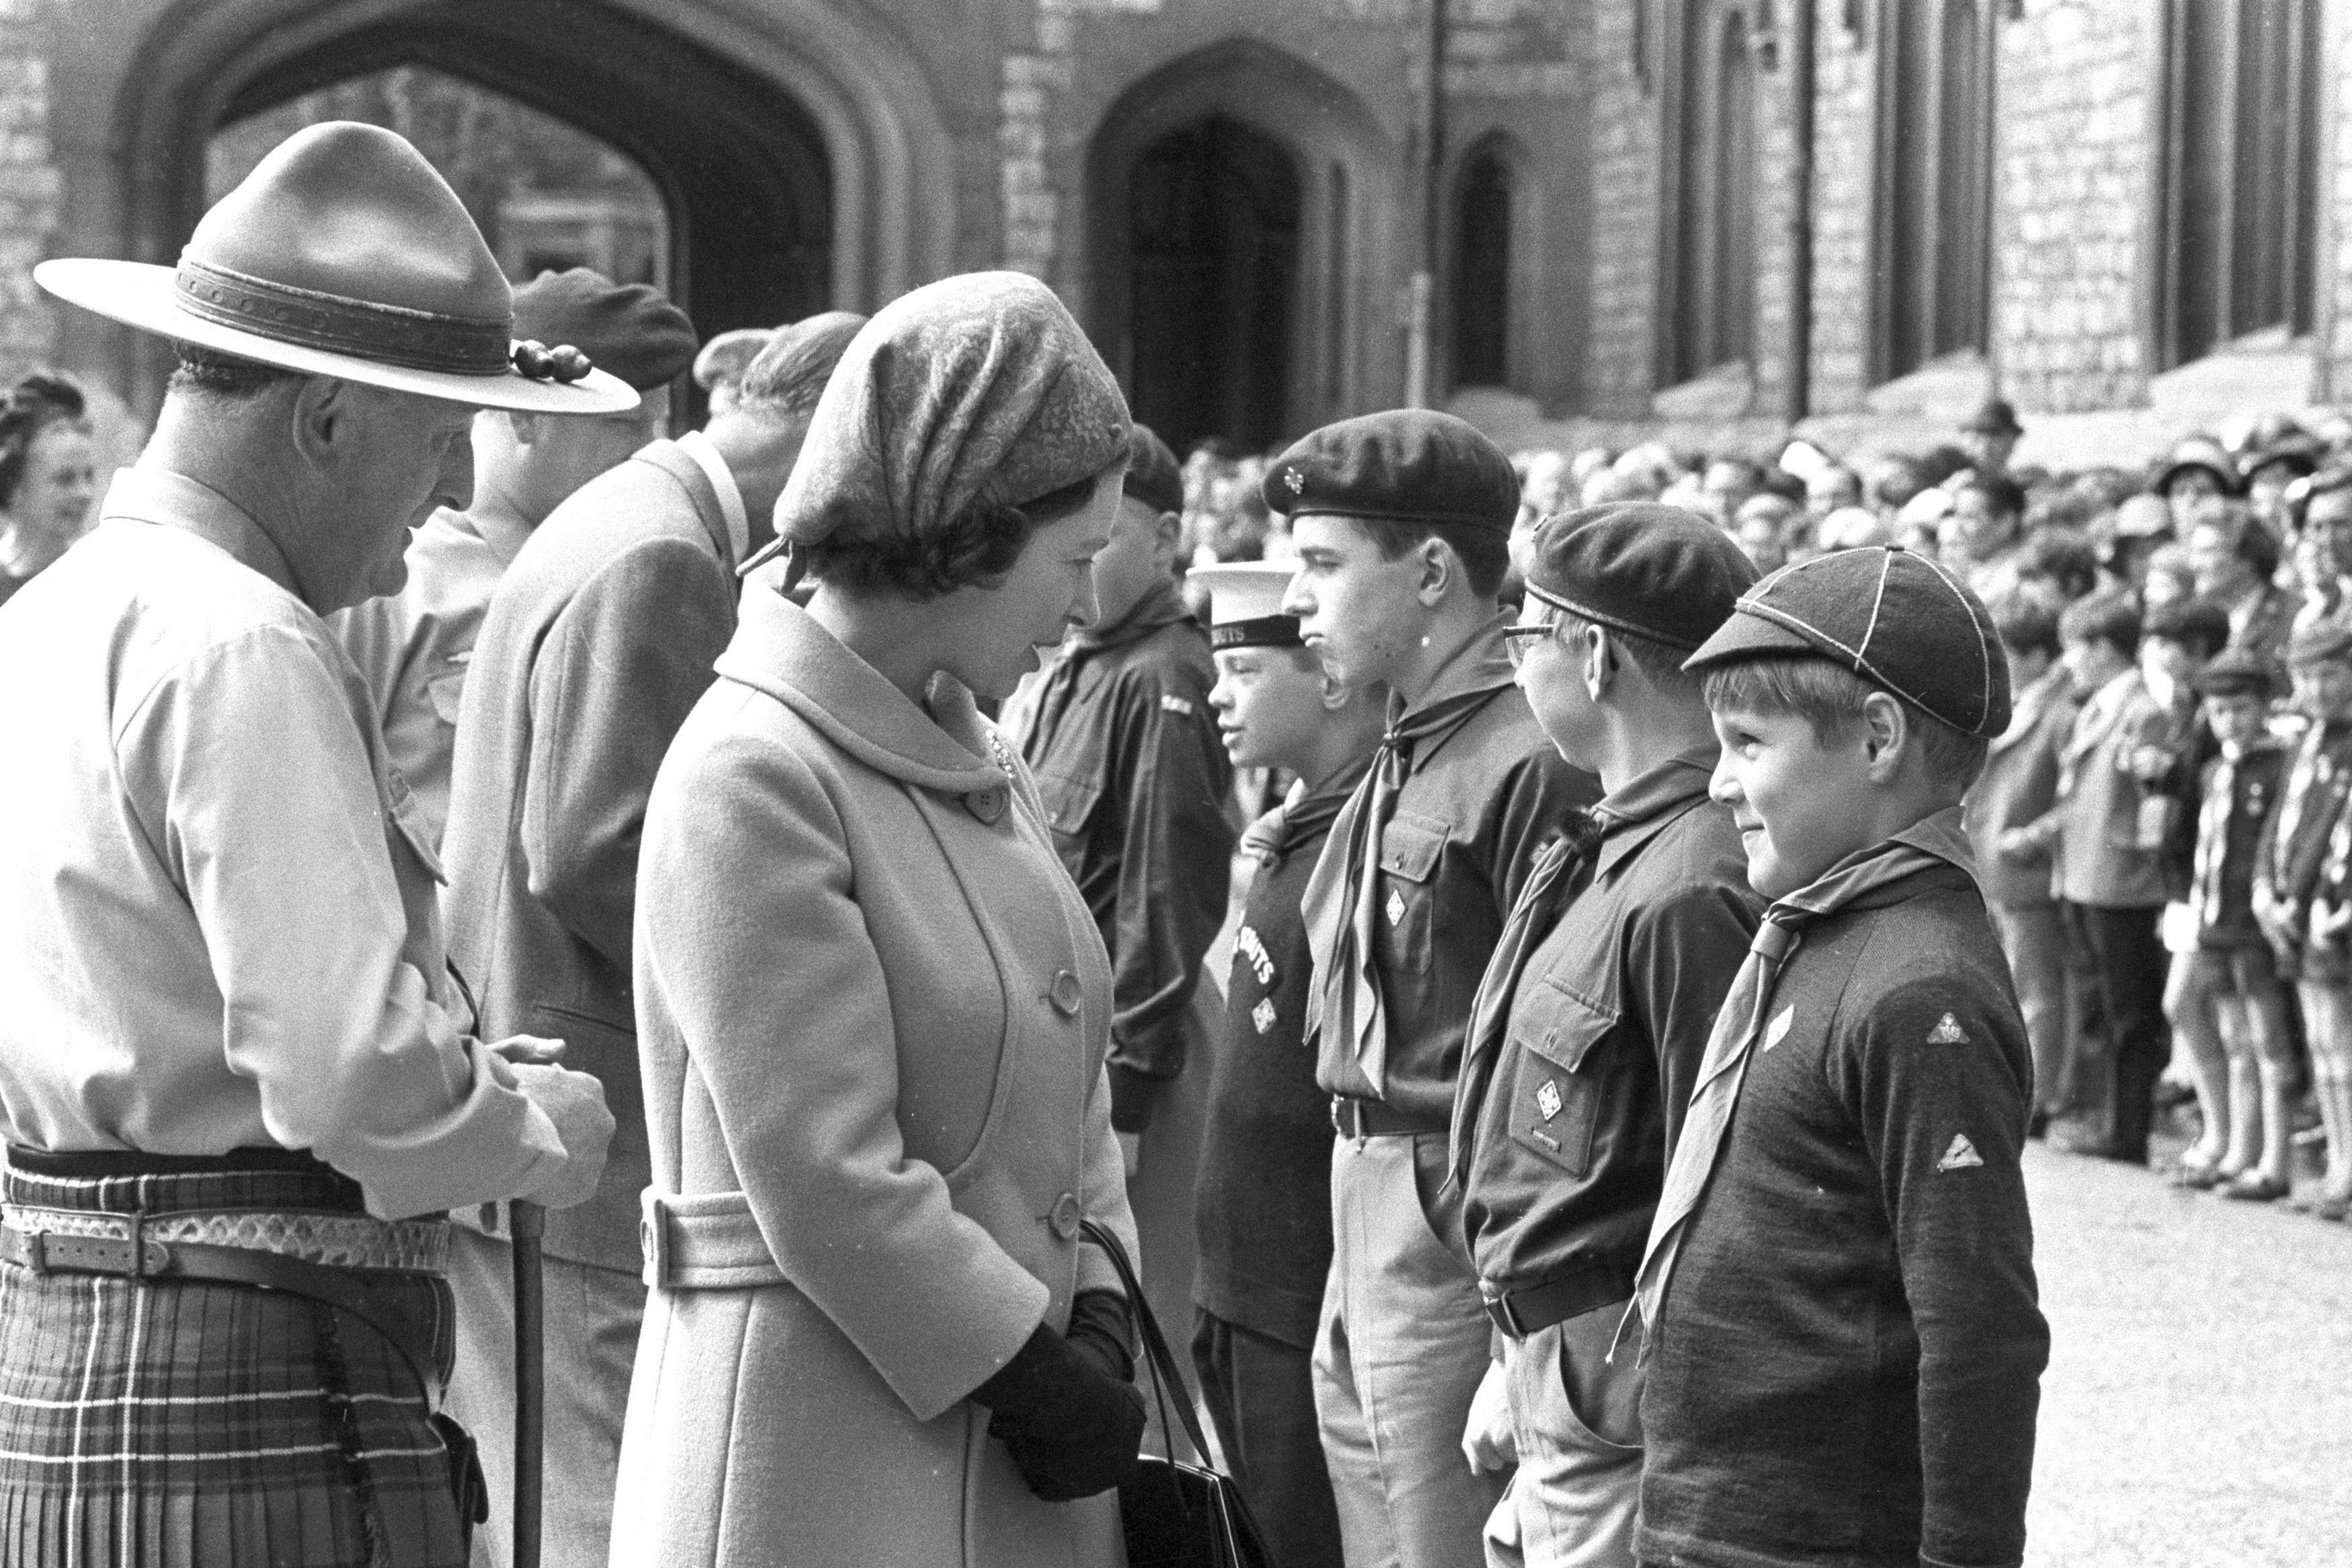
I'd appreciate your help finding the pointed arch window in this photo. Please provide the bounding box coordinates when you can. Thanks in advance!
[1872,0,1995,380]
[1659,1,1758,385]
[2156,0,2321,367]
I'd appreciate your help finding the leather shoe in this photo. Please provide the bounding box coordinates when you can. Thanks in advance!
[2216,1172,2290,1202]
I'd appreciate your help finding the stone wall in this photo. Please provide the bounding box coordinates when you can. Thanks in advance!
[1991,0,2159,413]
[0,0,57,383]
[1582,0,1657,416]
[1805,5,1875,414]
[2329,0,2352,401]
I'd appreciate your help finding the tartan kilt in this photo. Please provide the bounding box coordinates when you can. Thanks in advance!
[0,1156,466,1568]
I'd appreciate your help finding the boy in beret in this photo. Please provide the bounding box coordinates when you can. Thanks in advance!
[2168,651,2294,1199]
[1189,563,1383,1568]
[2256,621,2352,1220]
[331,266,696,844]
[437,309,866,1567]
[1630,546,2048,1568]
[1272,409,1600,1568]
[1449,505,1762,1567]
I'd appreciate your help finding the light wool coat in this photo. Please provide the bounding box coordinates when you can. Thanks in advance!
[611,585,1140,1568]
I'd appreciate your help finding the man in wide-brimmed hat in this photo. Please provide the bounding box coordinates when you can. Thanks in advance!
[0,121,622,1567]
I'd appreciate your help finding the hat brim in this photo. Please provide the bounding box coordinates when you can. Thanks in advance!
[1680,604,1826,673]
[38,258,640,415]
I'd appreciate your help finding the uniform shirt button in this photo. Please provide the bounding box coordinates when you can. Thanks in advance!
[1049,1192,1082,1241]
[1049,970,1083,1016]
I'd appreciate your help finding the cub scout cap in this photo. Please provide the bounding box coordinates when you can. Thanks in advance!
[1264,410,1518,533]
[2194,647,2276,700]
[1193,561,1304,650]
[2288,618,2352,668]
[513,268,697,393]
[1523,503,1758,652]
[1683,544,2012,738]
[1124,422,1184,518]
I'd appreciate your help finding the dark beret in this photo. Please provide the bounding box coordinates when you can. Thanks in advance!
[2194,648,2276,699]
[1683,544,2011,739]
[1524,503,1758,652]
[1264,410,1517,533]
[2288,618,2352,667]
[512,268,697,393]
[1124,422,1184,517]
[1960,397,2023,436]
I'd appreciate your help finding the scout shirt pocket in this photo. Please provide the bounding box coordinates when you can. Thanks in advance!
[1375,812,1448,975]
[1505,978,1615,1178]
[1031,769,1102,856]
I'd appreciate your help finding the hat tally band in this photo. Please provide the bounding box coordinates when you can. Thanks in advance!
[175,255,512,377]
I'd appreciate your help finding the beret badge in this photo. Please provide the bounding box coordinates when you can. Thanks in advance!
[1285,467,1304,494]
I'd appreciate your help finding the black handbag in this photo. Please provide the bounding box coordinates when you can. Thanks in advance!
[1080,1220,1274,1568]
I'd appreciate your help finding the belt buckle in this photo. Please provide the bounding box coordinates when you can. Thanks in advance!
[1330,1098,1359,1138]
[1481,1289,1526,1340]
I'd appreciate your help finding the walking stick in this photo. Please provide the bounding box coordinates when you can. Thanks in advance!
[511,1199,548,1568]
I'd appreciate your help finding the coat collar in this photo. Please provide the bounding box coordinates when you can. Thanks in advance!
[716,580,1008,795]
[632,439,736,571]
[1590,746,1719,881]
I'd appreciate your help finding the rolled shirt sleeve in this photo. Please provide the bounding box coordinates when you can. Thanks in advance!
[123,623,565,1220]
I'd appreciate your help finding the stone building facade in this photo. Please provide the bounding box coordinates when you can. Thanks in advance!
[0,0,2345,465]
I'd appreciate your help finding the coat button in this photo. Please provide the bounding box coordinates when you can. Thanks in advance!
[1049,970,1083,1016]
[966,788,1005,823]
[1049,1192,1082,1241]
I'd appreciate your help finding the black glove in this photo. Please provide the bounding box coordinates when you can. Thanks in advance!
[972,1316,1147,1501]
[1063,1289,1135,1384]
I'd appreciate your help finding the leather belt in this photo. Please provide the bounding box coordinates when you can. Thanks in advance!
[1480,1256,1640,1340]
[1330,1095,1443,1139]
[1,1203,449,1273]
[0,1219,444,1392]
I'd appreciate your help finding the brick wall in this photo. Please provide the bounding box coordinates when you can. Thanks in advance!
[1806,6,1873,412]
[1582,0,1656,416]
[1991,0,2158,413]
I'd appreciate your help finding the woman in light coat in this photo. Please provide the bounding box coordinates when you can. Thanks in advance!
[612,273,1147,1568]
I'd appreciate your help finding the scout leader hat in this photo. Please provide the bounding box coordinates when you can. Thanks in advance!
[36,122,638,415]
[1684,543,2012,738]
[1263,410,1518,533]
[1523,502,1758,651]
[1193,560,1305,650]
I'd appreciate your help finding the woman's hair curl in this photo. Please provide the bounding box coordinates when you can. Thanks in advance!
[0,371,90,510]
[800,467,1105,603]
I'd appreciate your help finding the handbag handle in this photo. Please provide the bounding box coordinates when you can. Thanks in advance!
[1079,1217,1213,1466]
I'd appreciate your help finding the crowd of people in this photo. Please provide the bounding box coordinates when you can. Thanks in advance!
[0,113,2316,1568]
[1173,398,2352,1224]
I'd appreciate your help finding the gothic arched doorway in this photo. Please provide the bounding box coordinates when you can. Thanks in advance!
[1124,117,1301,456]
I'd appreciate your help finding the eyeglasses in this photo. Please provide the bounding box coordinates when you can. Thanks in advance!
[1501,621,1559,668]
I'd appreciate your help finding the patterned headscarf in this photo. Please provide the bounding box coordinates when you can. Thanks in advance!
[770,271,1130,580]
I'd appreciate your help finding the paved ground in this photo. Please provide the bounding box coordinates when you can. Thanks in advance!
[2024,1140,2352,1566]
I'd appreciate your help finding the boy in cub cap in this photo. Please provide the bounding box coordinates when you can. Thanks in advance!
[1631,545,2049,1568]
[1189,562,1384,1568]
[1450,505,1762,1568]
[2169,650,2293,1199]
[1274,410,1598,1568]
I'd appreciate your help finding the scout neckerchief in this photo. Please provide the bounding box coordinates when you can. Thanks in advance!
[1301,617,1518,1095]
[1445,810,1603,1188]
[1619,804,1979,1364]
[1018,576,1195,760]
[1242,755,1373,870]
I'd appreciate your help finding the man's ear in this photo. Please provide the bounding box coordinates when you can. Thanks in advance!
[289,375,354,469]
[1583,623,1614,703]
[1152,507,1183,563]
[1860,690,1911,782]
[1415,536,1455,605]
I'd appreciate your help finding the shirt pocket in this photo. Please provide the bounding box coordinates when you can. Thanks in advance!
[1505,978,1617,1178]
[1375,812,1448,976]
[1032,769,1103,849]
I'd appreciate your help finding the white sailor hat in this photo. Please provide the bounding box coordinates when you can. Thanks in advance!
[1192,561,1304,651]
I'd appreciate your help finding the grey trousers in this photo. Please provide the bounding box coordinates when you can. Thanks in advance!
[1313,1133,1503,1568]
[441,1226,643,1568]
[1480,1306,1642,1568]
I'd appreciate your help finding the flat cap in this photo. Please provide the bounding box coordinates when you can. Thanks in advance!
[1264,410,1517,533]
[2288,618,2352,667]
[1961,397,2023,436]
[1684,544,2011,739]
[1193,561,1304,650]
[513,268,696,392]
[1523,503,1757,652]
[1125,422,1184,517]
[2194,647,2276,699]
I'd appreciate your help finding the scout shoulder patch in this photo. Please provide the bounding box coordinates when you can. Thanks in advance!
[1159,693,1195,717]
[1927,1012,1969,1045]
[1762,1005,1794,1052]
[1936,1133,1984,1172]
